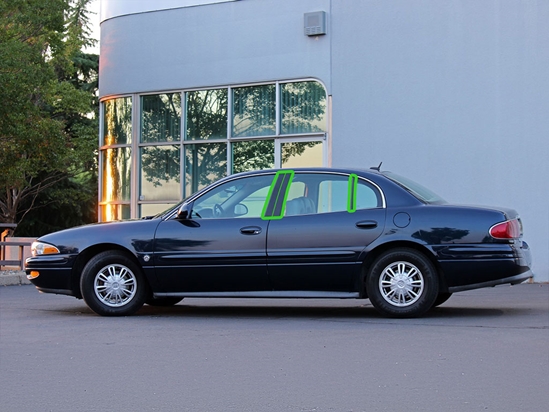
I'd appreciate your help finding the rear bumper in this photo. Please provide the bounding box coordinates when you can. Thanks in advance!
[448,270,532,293]
[436,240,532,291]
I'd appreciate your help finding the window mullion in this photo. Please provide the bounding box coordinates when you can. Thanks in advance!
[131,93,139,219]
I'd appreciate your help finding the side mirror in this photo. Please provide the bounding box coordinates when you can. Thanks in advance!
[234,203,248,217]
[176,203,192,220]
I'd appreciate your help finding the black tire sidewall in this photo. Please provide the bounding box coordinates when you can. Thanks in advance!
[80,251,147,316]
[367,248,439,318]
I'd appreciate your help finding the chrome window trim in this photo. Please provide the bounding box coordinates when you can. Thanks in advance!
[164,170,386,220]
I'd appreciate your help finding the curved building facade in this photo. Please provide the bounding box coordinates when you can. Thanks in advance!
[98,0,549,282]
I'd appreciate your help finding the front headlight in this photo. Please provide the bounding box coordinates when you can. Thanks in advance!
[31,241,60,257]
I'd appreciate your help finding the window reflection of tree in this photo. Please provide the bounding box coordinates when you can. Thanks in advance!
[141,146,180,189]
[233,85,276,137]
[139,81,327,197]
[141,94,181,194]
[187,89,227,140]
[185,143,227,194]
[186,89,229,192]
[103,98,132,203]
[141,93,180,143]
[281,81,326,134]
[232,140,275,173]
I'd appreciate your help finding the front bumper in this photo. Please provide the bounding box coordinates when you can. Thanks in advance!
[25,254,77,296]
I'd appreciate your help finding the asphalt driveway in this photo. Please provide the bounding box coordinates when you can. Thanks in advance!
[1,283,547,411]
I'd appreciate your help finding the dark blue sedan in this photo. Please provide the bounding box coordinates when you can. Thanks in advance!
[26,168,532,317]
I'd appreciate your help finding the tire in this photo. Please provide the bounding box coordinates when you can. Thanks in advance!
[432,292,452,308]
[145,297,183,307]
[366,248,439,318]
[80,251,148,316]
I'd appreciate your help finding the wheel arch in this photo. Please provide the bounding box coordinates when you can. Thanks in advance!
[70,244,144,299]
[359,240,449,297]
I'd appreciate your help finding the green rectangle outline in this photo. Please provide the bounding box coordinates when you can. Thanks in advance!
[261,170,295,220]
[347,174,358,213]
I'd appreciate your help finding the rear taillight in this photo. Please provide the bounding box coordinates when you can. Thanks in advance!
[489,219,522,239]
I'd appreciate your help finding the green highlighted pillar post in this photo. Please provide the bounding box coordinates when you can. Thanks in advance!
[261,170,295,220]
[347,173,358,213]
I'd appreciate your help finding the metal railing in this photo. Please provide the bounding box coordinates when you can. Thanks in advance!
[0,241,32,270]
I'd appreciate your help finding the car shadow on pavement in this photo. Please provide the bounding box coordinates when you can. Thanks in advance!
[42,300,531,320]
[134,302,516,320]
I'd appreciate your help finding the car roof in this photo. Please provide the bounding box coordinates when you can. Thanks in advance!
[229,167,384,180]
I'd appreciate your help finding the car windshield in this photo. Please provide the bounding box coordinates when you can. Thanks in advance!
[382,172,446,204]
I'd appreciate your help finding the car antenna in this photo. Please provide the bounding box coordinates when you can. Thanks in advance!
[370,162,382,171]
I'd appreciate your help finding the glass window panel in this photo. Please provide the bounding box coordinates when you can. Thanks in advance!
[139,203,178,218]
[192,175,274,219]
[141,94,181,143]
[232,85,276,137]
[140,145,181,201]
[102,97,132,145]
[231,140,274,173]
[185,143,227,196]
[281,81,326,134]
[281,141,323,168]
[186,89,228,140]
[318,178,381,213]
[101,147,131,202]
[286,181,306,201]
[101,204,130,222]
[284,180,317,216]
[239,185,270,218]
[355,183,382,209]
[318,179,347,213]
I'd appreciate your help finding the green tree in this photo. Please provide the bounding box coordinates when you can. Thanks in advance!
[0,0,98,233]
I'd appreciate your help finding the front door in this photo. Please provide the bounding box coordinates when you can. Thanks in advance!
[153,174,275,293]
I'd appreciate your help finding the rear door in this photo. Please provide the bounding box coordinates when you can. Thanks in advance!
[266,172,386,292]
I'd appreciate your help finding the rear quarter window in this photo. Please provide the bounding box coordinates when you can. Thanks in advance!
[382,172,446,205]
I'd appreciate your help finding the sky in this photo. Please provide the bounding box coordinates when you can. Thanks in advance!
[85,0,101,54]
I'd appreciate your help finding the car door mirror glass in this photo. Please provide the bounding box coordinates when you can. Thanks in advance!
[234,203,248,217]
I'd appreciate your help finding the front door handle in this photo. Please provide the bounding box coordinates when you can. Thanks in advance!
[356,220,378,229]
[240,226,262,235]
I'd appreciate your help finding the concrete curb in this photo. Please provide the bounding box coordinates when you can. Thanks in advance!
[0,270,31,286]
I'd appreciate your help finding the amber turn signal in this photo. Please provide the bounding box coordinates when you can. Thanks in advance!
[27,271,40,279]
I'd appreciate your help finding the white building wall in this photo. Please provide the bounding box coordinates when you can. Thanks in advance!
[330,0,549,282]
[99,0,331,96]
[99,0,549,281]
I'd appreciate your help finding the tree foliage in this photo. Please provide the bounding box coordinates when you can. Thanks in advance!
[0,0,98,233]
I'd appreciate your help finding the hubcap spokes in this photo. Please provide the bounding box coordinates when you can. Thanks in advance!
[94,264,137,307]
[379,261,424,307]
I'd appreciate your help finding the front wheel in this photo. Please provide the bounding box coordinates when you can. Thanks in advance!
[80,251,148,316]
[366,248,439,318]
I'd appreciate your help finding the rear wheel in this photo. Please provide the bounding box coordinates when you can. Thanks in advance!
[80,251,147,316]
[367,248,439,318]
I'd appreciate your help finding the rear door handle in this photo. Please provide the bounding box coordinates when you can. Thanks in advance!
[356,220,378,229]
[240,226,262,235]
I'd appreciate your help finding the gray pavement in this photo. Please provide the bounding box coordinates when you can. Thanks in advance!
[1,283,548,412]
[0,270,30,286]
